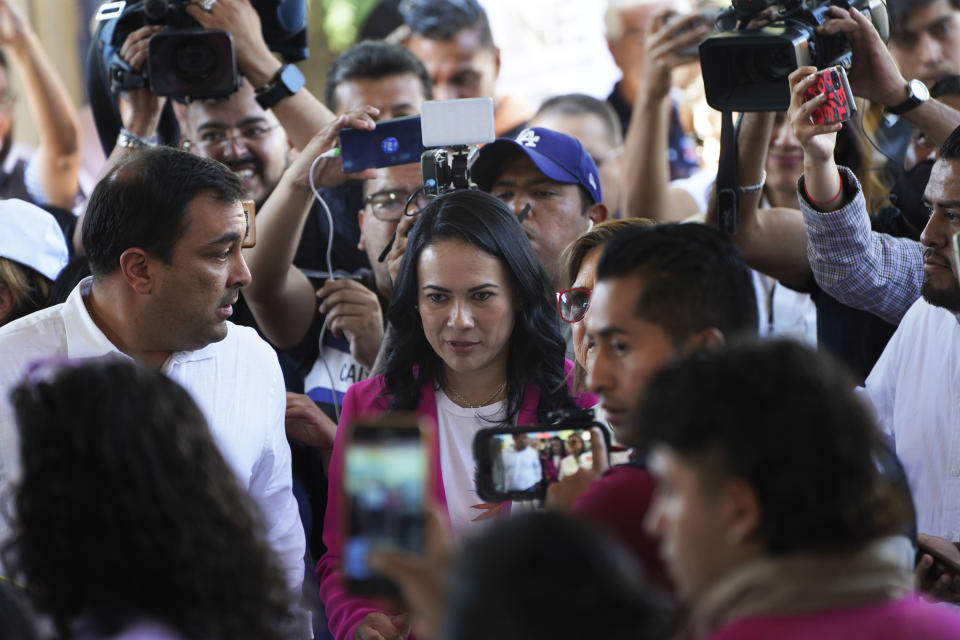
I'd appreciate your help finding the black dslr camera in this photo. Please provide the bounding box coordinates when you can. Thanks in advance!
[87,0,307,153]
[699,0,888,111]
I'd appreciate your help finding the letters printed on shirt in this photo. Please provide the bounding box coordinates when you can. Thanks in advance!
[304,333,369,406]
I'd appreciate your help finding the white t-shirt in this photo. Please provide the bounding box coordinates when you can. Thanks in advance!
[435,388,506,536]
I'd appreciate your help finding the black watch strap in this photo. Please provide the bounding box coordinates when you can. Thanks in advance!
[886,79,930,116]
[255,64,305,110]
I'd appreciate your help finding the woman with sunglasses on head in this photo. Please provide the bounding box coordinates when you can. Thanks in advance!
[317,189,595,640]
[557,218,653,392]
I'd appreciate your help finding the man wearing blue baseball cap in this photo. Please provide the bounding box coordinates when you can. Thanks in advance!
[472,127,609,287]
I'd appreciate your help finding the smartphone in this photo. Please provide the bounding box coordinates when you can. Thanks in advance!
[472,421,612,502]
[341,412,430,596]
[803,65,857,125]
[339,115,425,173]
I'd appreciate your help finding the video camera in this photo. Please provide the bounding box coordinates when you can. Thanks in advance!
[699,0,889,111]
[86,0,308,154]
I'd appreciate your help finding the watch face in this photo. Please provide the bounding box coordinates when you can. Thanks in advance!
[911,78,930,102]
[280,64,305,94]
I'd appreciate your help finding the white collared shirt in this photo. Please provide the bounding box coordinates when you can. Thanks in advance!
[860,297,960,540]
[0,278,306,596]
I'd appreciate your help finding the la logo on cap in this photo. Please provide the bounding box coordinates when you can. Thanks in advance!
[517,129,540,148]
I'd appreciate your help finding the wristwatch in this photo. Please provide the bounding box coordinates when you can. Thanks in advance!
[255,64,305,110]
[885,79,930,115]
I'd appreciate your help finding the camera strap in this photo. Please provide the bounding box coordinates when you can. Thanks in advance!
[715,110,738,234]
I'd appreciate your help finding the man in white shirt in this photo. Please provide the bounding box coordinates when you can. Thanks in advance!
[0,147,307,616]
[860,125,960,596]
[501,433,542,492]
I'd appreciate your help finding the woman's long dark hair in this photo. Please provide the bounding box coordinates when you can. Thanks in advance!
[384,189,576,421]
[3,359,296,640]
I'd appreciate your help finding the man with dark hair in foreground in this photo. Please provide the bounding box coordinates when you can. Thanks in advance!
[639,339,960,639]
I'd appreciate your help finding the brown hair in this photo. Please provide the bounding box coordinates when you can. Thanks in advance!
[0,257,52,326]
[558,217,653,390]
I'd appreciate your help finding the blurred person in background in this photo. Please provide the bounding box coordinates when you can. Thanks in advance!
[398,0,531,137]
[530,93,625,217]
[0,198,68,327]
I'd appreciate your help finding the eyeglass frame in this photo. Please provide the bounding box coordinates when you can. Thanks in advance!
[557,287,592,324]
[184,122,281,154]
[364,186,432,221]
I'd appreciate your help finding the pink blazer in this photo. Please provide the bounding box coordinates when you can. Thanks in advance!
[317,363,594,640]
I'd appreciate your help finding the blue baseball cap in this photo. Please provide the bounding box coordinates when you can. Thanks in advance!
[472,127,602,204]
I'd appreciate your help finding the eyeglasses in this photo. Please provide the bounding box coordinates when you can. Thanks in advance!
[191,123,279,153]
[364,188,431,221]
[557,287,591,323]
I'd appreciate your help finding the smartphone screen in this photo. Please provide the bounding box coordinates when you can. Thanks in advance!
[339,115,425,172]
[473,424,612,502]
[342,414,427,596]
[803,65,857,125]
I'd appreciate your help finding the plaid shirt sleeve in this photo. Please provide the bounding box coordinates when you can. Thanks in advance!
[800,166,923,325]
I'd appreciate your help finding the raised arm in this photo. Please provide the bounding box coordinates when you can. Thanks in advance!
[821,6,960,146]
[72,26,168,255]
[620,11,707,221]
[789,67,923,324]
[186,0,335,150]
[713,110,811,288]
[0,0,80,208]
[243,107,378,349]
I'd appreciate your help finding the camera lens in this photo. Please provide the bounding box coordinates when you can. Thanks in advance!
[173,38,216,81]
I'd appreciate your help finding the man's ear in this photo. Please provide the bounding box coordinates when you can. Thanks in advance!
[0,282,15,324]
[493,46,502,77]
[587,202,609,225]
[721,477,762,547]
[681,327,724,354]
[118,248,155,295]
[357,209,367,250]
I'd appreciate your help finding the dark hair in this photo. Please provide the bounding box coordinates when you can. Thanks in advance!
[4,358,295,639]
[634,339,916,555]
[81,147,243,276]
[535,93,624,148]
[400,0,494,49]
[940,123,960,159]
[0,581,38,640]
[549,436,566,457]
[384,189,576,421]
[596,224,758,346]
[325,40,432,111]
[439,512,673,640]
[888,0,960,41]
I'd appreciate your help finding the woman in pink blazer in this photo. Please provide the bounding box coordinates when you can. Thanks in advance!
[317,190,595,640]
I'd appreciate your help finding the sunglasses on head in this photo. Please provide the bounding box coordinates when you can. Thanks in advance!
[557,287,591,323]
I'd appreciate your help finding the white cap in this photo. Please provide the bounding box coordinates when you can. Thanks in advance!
[0,198,69,281]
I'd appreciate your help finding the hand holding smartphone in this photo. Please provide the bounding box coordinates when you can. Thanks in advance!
[803,65,857,125]
[341,412,431,596]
